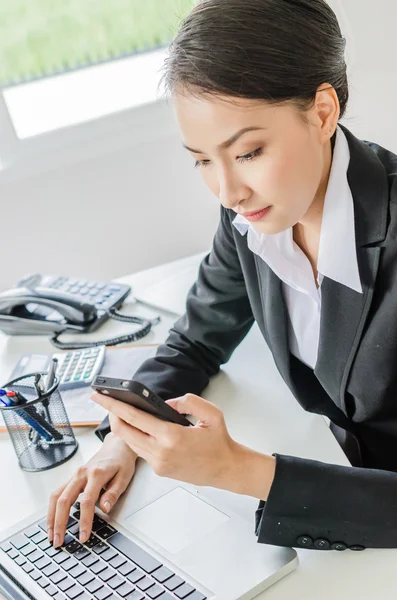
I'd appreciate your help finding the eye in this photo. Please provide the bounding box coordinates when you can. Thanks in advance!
[194,159,211,169]
[237,148,263,163]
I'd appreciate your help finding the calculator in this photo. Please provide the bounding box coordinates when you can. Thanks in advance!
[10,347,106,391]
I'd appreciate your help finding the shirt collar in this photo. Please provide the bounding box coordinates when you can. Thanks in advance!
[232,126,362,294]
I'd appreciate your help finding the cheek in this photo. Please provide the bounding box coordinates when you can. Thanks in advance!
[200,169,219,197]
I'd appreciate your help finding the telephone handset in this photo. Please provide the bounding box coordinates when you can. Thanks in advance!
[0,274,160,350]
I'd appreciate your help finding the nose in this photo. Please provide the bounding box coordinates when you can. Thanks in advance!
[218,166,251,210]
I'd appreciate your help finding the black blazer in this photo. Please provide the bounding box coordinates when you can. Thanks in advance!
[96,124,397,551]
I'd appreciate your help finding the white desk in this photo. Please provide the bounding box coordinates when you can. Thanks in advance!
[0,255,395,600]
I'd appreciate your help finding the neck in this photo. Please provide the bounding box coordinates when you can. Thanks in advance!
[296,135,335,236]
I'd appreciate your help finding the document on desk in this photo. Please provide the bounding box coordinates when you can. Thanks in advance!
[0,345,159,430]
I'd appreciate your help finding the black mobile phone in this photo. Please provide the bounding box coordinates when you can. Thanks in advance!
[91,376,191,427]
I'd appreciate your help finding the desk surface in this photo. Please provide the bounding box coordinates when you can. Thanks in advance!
[0,255,395,600]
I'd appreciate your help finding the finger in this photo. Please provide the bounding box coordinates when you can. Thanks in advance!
[79,474,109,544]
[99,467,134,515]
[111,415,154,461]
[47,482,68,542]
[53,472,87,547]
[92,392,167,437]
[166,394,219,422]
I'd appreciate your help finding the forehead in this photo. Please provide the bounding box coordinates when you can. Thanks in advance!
[173,92,296,149]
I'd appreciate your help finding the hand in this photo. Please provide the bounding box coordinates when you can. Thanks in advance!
[47,432,137,548]
[92,392,275,498]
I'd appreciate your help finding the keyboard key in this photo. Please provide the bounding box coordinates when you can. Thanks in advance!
[52,593,67,600]
[43,564,59,577]
[69,565,87,579]
[127,568,145,584]
[29,569,41,581]
[15,555,27,566]
[108,554,126,569]
[147,584,168,599]
[63,534,74,547]
[94,588,113,600]
[31,531,47,545]
[62,557,79,571]
[164,575,185,591]
[50,571,68,585]
[11,535,30,550]
[58,577,75,592]
[65,585,84,599]
[22,562,34,574]
[0,542,13,552]
[74,547,91,561]
[46,546,62,558]
[93,542,108,555]
[35,556,51,570]
[86,578,104,594]
[37,577,50,588]
[8,548,19,560]
[115,582,135,597]
[175,583,196,598]
[188,593,207,600]
[84,534,100,549]
[54,551,71,564]
[99,567,116,582]
[81,554,99,568]
[45,584,59,596]
[28,549,44,563]
[100,549,117,562]
[152,566,174,584]
[107,575,124,590]
[137,576,155,591]
[77,571,94,586]
[25,526,42,538]
[91,561,107,575]
[96,525,117,540]
[68,524,80,537]
[127,592,145,600]
[39,539,52,551]
[117,561,135,576]
[65,540,83,554]
[92,516,107,532]
[108,533,162,574]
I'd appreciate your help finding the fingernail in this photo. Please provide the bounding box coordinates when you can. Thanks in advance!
[79,531,87,544]
[53,534,60,548]
[104,501,112,513]
[47,528,53,542]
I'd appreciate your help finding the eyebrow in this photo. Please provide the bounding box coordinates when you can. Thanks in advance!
[183,126,266,154]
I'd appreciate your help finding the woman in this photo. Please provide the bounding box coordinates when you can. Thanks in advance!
[48,0,397,552]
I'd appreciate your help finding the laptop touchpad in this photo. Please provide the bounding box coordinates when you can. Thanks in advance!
[125,487,230,554]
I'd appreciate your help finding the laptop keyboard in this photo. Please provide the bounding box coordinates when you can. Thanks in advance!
[1,506,207,600]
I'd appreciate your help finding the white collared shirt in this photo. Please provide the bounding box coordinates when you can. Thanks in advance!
[233,126,362,369]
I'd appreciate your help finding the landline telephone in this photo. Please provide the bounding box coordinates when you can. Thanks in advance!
[0,274,160,350]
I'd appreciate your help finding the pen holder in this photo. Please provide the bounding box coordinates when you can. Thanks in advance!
[0,373,78,472]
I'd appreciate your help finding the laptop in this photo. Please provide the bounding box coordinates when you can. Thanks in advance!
[0,458,298,600]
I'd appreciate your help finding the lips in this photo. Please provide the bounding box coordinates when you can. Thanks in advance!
[241,206,271,217]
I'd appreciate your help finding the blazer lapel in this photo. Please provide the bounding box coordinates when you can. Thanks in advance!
[253,254,292,386]
[314,126,389,415]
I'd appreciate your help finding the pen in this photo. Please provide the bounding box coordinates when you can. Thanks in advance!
[0,390,53,442]
[45,358,58,392]
[34,373,46,396]
[1,389,63,442]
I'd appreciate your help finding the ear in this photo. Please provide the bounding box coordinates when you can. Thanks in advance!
[313,83,340,143]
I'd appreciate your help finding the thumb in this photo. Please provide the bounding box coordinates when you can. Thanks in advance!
[99,468,133,514]
[166,394,219,423]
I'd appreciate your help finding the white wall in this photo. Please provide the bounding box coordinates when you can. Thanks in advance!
[0,0,396,291]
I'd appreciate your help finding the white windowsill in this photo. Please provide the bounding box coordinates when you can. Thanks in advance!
[4,47,168,139]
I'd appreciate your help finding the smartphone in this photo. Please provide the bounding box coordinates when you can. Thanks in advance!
[91,376,192,427]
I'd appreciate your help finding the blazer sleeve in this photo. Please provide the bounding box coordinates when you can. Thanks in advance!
[95,206,255,441]
[255,453,397,550]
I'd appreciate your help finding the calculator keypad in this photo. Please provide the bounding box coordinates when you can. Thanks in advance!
[56,348,104,385]
[47,276,123,310]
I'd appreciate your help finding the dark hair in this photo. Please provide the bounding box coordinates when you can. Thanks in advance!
[162,0,349,119]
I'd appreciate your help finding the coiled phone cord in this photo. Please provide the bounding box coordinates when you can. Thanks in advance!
[50,307,161,350]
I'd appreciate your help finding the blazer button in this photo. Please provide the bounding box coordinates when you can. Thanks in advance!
[350,545,366,551]
[331,542,347,551]
[296,535,313,548]
[314,538,331,550]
